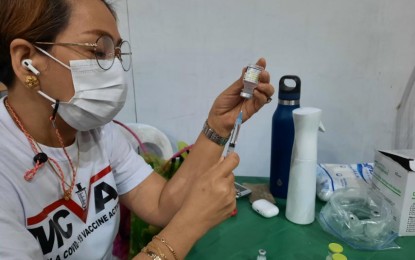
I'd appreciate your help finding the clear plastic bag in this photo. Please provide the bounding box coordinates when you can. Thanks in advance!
[316,163,374,202]
[318,187,399,250]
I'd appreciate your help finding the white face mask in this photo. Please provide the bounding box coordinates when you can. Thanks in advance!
[35,47,128,131]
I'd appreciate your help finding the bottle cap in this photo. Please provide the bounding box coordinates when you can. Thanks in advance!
[328,243,343,254]
[278,75,301,101]
[332,253,347,260]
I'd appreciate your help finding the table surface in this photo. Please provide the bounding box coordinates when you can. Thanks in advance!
[187,177,414,260]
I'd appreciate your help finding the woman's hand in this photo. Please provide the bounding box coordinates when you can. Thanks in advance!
[175,153,239,235]
[131,154,240,260]
[207,57,275,137]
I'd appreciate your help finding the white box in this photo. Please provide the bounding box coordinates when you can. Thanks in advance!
[371,149,415,236]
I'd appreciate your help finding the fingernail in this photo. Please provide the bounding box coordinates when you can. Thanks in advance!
[231,208,238,217]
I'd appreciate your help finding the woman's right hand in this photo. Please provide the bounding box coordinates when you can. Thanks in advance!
[177,152,239,234]
[132,148,239,260]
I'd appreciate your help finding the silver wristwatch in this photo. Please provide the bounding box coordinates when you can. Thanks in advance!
[202,120,229,146]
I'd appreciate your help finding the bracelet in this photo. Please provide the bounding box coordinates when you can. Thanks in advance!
[142,246,166,260]
[148,242,168,260]
[201,120,229,146]
[153,235,179,260]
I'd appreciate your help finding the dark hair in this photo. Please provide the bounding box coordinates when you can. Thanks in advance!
[0,0,116,88]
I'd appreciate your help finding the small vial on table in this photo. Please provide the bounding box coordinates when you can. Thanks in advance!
[241,64,264,99]
[256,249,267,260]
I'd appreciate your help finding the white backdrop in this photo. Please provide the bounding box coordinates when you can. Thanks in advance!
[114,0,415,177]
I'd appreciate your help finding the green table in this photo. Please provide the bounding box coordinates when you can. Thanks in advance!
[187,177,414,259]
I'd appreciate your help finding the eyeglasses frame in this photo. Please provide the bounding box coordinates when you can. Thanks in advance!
[35,35,132,71]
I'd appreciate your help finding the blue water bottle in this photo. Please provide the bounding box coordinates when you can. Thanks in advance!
[270,75,301,198]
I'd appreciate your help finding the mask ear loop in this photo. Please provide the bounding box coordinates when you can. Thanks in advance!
[50,100,60,129]
[34,46,71,70]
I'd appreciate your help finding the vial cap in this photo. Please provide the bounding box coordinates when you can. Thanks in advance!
[332,253,347,260]
[240,92,252,99]
[328,243,343,253]
[258,249,266,256]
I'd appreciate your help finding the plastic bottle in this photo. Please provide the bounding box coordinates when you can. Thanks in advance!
[285,107,324,224]
[269,75,301,199]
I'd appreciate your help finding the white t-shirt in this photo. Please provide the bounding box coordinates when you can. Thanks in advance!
[0,97,153,260]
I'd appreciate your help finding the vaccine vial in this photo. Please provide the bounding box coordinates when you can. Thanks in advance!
[241,64,264,99]
[256,249,267,260]
[325,243,343,260]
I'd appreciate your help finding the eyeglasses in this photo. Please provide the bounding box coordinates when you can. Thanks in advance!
[35,35,132,71]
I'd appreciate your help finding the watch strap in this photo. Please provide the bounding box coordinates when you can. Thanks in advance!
[202,120,229,146]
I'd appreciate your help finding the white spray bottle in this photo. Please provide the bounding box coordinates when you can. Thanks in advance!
[285,107,325,225]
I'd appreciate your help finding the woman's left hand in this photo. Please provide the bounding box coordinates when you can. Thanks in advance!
[207,57,275,137]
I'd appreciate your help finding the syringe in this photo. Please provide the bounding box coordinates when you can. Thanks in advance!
[228,110,243,217]
[226,110,243,156]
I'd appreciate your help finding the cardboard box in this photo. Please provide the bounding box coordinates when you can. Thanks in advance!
[371,149,415,236]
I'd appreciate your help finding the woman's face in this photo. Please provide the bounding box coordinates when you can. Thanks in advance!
[38,0,121,102]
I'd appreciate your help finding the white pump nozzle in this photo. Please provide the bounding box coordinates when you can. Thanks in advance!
[319,121,326,132]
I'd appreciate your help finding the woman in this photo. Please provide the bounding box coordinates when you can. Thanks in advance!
[0,0,274,259]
